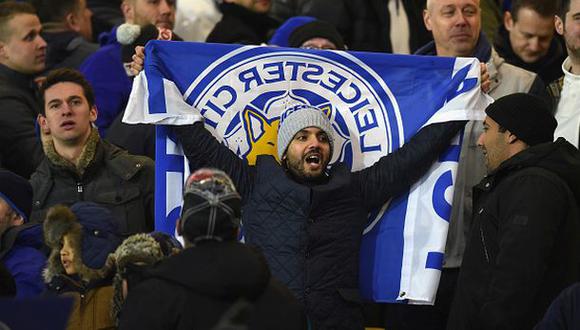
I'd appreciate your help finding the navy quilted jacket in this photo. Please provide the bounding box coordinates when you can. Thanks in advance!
[174,120,464,329]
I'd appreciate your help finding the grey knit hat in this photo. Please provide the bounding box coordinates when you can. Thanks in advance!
[277,104,334,160]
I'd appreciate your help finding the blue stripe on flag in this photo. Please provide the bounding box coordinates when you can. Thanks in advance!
[425,252,444,270]
[155,126,185,234]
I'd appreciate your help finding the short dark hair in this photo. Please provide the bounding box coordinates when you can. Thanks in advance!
[29,0,80,24]
[39,68,95,115]
[511,0,560,21]
[0,2,37,41]
[558,0,571,20]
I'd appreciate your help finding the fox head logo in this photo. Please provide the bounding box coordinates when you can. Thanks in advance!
[243,108,280,165]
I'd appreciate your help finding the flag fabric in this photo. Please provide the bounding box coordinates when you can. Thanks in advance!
[124,40,490,304]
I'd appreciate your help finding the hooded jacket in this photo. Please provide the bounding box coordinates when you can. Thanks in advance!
[447,138,580,330]
[43,203,121,330]
[494,25,567,84]
[118,241,306,330]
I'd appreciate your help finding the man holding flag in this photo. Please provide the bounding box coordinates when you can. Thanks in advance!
[128,40,491,328]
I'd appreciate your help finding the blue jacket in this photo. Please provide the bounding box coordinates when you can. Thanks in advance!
[80,26,131,136]
[0,224,46,298]
[174,120,464,329]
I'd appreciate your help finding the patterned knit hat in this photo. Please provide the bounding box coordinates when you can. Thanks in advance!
[277,104,334,160]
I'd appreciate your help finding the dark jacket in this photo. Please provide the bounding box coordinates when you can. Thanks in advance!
[42,30,99,71]
[174,120,464,329]
[0,64,44,179]
[80,26,130,136]
[301,0,431,52]
[494,25,567,84]
[206,3,280,45]
[447,138,580,330]
[119,241,307,330]
[0,223,46,298]
[535,282,580,330]
[30,130,155,235]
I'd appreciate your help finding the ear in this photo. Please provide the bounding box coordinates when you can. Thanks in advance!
[506,132,518,144]
[504,11,514,31]
[423,9,433,31]
[12,215,24,227]
[121,0,134,23]
[0,40,6,60]
[89,105,98,123]
[555,16,564,36]
[64,12,80,33]
[38,114,51,134]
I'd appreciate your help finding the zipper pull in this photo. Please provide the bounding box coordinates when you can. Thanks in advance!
[77,182,83,194]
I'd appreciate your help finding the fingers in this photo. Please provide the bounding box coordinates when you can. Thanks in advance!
[480,63,491,93]
[130,46,146,76]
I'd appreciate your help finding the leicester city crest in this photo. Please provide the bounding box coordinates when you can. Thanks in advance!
[184,47,404,170]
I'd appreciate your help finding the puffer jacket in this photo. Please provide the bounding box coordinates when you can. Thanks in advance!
[447,138,580,330]
[174,120,464,329]
[30,129,155,235]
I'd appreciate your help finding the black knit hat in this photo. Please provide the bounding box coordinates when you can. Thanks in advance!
[180,168,241,245]
[288,20,345,50]
[485,93,556,146]
[0,169,32,221]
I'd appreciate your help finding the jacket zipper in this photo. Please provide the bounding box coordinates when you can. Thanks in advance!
[480,225,490,263]
[77,182,84,200]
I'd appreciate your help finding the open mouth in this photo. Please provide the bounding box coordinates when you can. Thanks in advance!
[61,120,75,129]
[305,154,320,164]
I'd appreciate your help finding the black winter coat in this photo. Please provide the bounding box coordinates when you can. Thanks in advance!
[447,139,580,330]
[302,0,432,52]
[0,64,44,179]
[118,241,307,330]
[174,120,464,329]
[206,3,280,45]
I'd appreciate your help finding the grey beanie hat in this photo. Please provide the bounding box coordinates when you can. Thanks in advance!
[277,104,334,160]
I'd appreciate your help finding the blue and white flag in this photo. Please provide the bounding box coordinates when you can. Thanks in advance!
[124,40,490,304]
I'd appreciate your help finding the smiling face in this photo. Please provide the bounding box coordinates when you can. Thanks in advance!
[60,234,77,275]
[505,7,555,63]
[283,127,331,181]
[477,116,513,172]
[424,0,481,57]
[40,81,97,148]
[0,13,46,74]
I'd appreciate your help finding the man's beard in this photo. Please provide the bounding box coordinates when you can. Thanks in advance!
[285,156,327,184]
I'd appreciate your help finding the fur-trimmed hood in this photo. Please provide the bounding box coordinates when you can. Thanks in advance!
[43,203,121,284]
